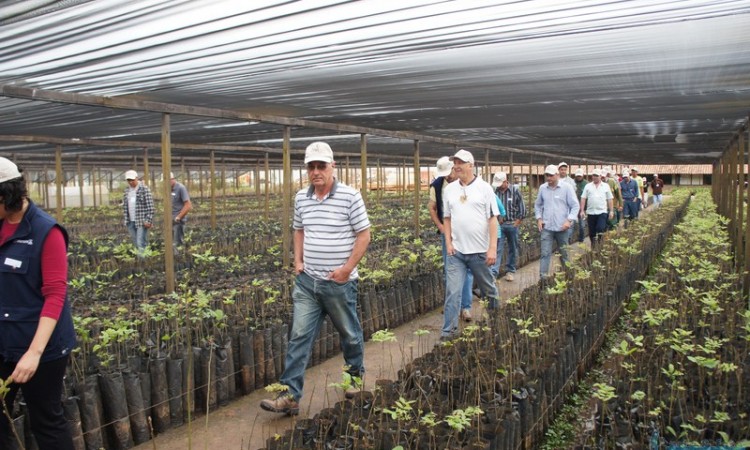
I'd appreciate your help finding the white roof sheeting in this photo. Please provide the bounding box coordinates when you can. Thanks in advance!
[1,0,749,164]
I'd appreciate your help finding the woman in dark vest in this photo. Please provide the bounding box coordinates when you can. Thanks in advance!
[0,157,75,450]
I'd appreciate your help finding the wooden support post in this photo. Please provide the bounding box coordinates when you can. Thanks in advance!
[282,126,292,268]
[413,140,421,237]
[736,135,744,272]
[210,151,217,230]
[527,156,533,210]
[360,134,368,205]
[55,146,63,223]
[143,148,150,187]
[77,155,84,212]
[264,153,270,220]
[161,113,175,294]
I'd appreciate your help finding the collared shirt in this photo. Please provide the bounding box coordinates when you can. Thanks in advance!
[171,181,190,220]
[122,182,155,227]
[443,176,500,254]
[620,178,640,201]
[581,181,613,215]
[495,185,526,221]
[294,180,370,281]
[534,182,580,231]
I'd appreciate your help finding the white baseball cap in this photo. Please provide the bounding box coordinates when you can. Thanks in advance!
[125,170,138,180]
[574,169,584,177]
[492,172,507,187]
[622,169,631,178]
[450,149,474,164]
[435,156,453,177]
[304,142,334,164]
[544,164,558,175]
[0,157,22,183]
[558,162,568,168]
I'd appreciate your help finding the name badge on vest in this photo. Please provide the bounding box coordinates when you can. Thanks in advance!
[4,257,23,270]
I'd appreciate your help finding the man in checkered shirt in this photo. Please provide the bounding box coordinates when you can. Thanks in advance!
[122,169,155,256]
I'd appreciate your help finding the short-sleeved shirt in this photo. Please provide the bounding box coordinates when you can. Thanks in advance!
[171,181,190,221]
[581,181,613,215]
[443,176,500,254]
[293,180,370,281]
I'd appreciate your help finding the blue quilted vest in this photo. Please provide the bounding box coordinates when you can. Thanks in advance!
[0,201,76,363]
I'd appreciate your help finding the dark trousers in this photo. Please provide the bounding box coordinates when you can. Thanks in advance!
[586,213,608,246]
[0,355,74,450]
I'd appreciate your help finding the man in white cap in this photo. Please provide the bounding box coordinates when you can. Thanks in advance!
[122,169,155,256]
[491,171,525,281]
[620,169,640,221]
[262,142,370,415]
[534,164,580,279]
[169,172,192,249]
[442,149,501,340]
[558,162,576,190]
[428,157,474,321]
[650,174,664,207]
[579,169,614,246]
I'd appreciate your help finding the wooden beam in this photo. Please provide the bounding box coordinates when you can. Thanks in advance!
[0,85,592,162]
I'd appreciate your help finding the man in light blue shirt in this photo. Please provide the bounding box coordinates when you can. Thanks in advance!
[534,164,580,279]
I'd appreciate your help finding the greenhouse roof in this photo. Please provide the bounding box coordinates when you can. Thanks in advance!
[1,0,749,168]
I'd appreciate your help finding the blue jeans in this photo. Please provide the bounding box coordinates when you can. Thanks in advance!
[280,272,364,401]
[126,221,149,253]
[539,228,572,278]
[491,223,519,277]
[586,213,608,246]
[577,217,586,243]
[441,234,474,310]
[653,194,663,206]
[173,221,186,248]
[443,251,499,337]
[623,199,639,219]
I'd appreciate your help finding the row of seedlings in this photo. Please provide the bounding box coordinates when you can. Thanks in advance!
[573,190,750,448]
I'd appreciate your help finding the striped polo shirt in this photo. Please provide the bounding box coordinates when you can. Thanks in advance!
[294,180,370,281]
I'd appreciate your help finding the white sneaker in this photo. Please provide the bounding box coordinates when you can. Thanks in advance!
[505,273,514,282]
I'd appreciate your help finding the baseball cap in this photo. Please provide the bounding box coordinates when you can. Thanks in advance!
[492,172,507,187]
[450,149,474,164]
[653,174,658,178]
[170,172,175,179]
[622,169,631,178]
[592,169,601,177]
[574,169,584,177]
[631,167,639,173]
[125,170,138,180]
[0,157,22,183]
[558,162,568,168]
[544,164,558,175]
[304,142,334,164]
[435,156,453,177]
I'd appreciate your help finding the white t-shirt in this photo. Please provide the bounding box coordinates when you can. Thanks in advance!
[581,181,613,215]
[443,176,500,254]
[127,187,137,221]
